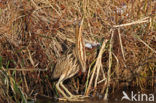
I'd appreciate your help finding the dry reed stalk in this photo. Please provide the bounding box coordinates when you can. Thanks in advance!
[113,16,156,54]
[27,47,35,67]
[84,58,96,94]
[5,68,48,71]
[42,0,61,16]
[0,0,155,102]
[104,29,114,100]
[118,28,125,61]
[85,39,108,96]
[113,17,151,28]
[112,52,120,78]
[133,34,156,54]
[93,40,108,91]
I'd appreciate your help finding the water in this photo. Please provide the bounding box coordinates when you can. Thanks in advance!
[35,99,155,103]
[35,94,155,103]
[34,88,155,103]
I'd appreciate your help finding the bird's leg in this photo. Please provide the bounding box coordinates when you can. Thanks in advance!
[60,81,87,99]
[56,75,83,101]
[56,81,68,100]
[60,81,73,96]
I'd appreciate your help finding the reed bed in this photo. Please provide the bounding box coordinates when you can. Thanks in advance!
[0,0,155,102]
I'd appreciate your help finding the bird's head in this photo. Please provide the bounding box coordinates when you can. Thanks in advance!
[74,18,86,73]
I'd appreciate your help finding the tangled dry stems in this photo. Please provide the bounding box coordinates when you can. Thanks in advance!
[0,0,155,102]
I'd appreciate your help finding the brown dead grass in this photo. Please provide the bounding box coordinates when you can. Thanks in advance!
[0,0,155,102]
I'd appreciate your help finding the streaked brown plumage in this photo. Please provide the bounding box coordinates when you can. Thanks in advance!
[75,20,86,73]
[52,19,86,101]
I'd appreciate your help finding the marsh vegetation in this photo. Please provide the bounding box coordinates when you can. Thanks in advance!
[0,0,155,103]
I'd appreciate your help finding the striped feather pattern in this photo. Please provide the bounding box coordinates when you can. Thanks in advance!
[75,19,86,72]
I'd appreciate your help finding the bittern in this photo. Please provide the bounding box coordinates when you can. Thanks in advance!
[52,19,86,101]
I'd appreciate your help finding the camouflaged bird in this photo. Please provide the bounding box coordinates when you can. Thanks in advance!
[52,18,87,101]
